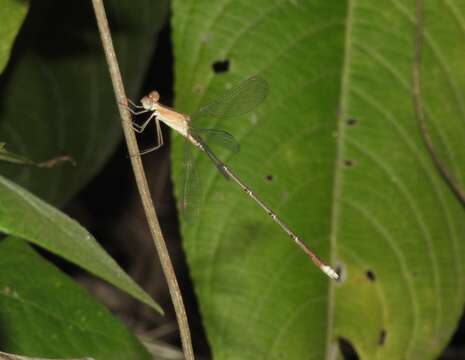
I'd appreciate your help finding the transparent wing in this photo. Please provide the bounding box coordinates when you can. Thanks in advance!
[192,128,240,154]
[194,134,230,180]
[179,129,239,222]
[180,137,203,223]
[192,76,268,120]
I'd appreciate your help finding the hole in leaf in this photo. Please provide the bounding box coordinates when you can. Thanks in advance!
[266,174,273,181]
[344,159,354,167]
[338,337,360,360]
[212,59,230,73]
[366,270,376,281]
[347,118,358,126]
[379,329,387,346]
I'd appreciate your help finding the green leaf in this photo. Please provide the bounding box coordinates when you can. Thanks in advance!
[171,1,465,359]
[0,236,151,360]
[0,174,162,314]
[0,0,168,205]
[0,0,28,74]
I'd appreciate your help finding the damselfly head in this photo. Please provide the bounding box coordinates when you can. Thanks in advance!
[141,90,160,111]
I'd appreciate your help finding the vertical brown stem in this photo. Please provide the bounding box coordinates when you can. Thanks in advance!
[90,1,195,358]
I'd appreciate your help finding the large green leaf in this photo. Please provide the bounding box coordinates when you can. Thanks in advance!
[0,0,28,74]
[0,0,167,205]
[171,0,465,359]
[0,236,150,360]
[0,174,162,313]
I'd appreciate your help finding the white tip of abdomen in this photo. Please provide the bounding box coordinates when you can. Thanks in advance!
[321,265,339,280]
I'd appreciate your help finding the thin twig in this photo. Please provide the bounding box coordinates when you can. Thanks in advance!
[90,1,195,359]
[412,0,465,206]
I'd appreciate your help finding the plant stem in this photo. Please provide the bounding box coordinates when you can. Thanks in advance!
[90,1,195,358]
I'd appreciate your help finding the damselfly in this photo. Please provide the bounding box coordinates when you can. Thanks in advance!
[126,76,339,280]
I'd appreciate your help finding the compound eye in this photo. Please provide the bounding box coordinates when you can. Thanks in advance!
[149,91,160,102]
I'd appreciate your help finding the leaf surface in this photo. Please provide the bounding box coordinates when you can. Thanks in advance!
[0,174,162,313]
[171,1,465,359]
[0,237,150,360]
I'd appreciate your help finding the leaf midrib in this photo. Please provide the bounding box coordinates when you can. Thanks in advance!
[325,0,354,357]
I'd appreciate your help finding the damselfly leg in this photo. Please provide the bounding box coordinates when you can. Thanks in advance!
[125,100,164,155]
